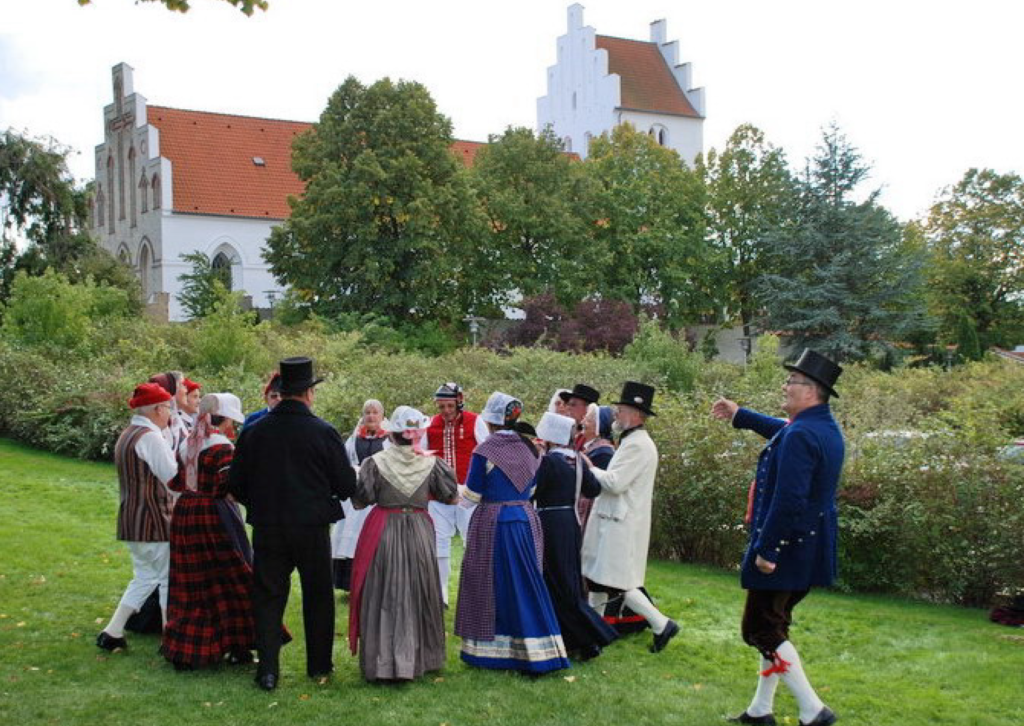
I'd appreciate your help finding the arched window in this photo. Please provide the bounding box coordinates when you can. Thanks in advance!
[152,173,161,210]
[584,132,593,154]
[572,92,577,111]
[95,186,105,229]
[139,173,149,214]
[138,242,151,301]
[649,125,669,147]
[128,146,137,227]
[211,251,233,291]
[106,156,115,233]
[563,136,573,153]
[116,244,131,265]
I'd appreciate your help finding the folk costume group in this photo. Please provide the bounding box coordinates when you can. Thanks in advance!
[97,348,845,726]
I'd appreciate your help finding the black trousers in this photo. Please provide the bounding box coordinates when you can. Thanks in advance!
[741,588,809,660]
[252,525,335,677]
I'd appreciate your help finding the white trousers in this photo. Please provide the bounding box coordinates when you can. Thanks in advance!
[428,499,475,558]
[117,541,170,612]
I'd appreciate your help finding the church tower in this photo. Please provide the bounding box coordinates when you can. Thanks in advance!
[537,4,705,162]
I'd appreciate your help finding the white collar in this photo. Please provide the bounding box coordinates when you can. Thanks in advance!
[550,446,576,458]
[130,414,163,434]
[201,433,232,452]
[494,429,519,437]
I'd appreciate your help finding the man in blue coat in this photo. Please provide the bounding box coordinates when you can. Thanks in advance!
[712,349,845,726]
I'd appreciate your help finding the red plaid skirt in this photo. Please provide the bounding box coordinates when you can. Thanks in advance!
[161,445,255,667]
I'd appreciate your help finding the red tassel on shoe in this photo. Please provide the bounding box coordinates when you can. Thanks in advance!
[760,653,791,677]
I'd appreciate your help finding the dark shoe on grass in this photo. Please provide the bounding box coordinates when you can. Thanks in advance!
[650,619,679,653]
[800,707,837,726]
[255,672,278,691]
[96,631,127,652]
[727,712,777,725]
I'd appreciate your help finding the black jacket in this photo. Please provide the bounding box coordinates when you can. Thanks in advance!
[229,399,356,526]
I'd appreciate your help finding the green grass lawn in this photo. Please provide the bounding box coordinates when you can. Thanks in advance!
[0,438,1021,725]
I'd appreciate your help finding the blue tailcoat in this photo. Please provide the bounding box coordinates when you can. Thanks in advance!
[733,404,845,591]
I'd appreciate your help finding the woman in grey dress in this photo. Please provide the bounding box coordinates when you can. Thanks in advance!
[348,405,458,682]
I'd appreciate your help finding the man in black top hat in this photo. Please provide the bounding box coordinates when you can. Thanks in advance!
[229,357,356,691]
[558,384,600,449]
[712,349,844,726]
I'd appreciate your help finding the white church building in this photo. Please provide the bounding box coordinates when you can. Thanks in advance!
[538,4,705,162]
[94,6,705,321]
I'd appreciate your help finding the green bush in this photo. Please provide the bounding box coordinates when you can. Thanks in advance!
[1,308,1022,605]
[1,269,131,352]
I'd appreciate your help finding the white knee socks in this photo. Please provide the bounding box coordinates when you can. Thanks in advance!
[437,556,451,606]
[623,588,669,634]
[746,656,781,717]
[588,591,609,615]
[775,641,825,723]
[103,604,136,638]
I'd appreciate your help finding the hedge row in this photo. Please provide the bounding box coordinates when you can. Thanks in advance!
[2,314,1022,606]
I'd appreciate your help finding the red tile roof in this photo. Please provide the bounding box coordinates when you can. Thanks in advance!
[148,106,311,220]
[148,106,487,220]
[595,35,701,118]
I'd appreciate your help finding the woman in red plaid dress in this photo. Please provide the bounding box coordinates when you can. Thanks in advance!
[161,393,254,670]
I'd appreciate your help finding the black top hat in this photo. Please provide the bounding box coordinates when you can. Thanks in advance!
[278,357,324,395]
[784,349,843,398]
[558,384,601,405]
[613,381,656,416]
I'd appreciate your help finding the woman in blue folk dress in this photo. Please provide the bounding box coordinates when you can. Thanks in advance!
[454,392,570,674]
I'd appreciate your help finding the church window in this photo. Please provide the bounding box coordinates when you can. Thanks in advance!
[117,244,130,265]
[139,173,149,213]
[212,252,233,290]
[572,92,577,111]
[106,156,115,233]
[138,242,151,301]
[584,132,593,154]
[95,186,105,229]
[649,125,669,146]
[563,136,572,153]
[152,173,161,210]
[128,146,137,227]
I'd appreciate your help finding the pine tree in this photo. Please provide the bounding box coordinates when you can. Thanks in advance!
[756,124,929,362]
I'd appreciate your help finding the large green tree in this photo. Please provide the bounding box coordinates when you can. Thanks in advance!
[76,0,267,15]
[923,168,1024,349]
[757,125,929,362]
[582,124,717,327]
[264,77,488,324]
[469,126,590,309]
[0,129,138,308]
[699,124,796,334]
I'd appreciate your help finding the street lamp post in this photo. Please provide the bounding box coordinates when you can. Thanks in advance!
[463,315,486,346]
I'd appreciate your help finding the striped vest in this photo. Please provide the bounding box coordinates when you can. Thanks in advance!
[114,425,174,542]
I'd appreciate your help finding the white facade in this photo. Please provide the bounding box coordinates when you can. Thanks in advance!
[93,64,282,321]
[537,4,705,163]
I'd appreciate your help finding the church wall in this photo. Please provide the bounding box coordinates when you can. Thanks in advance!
[161,214,282,321]
[537,4,619,158]
[618,109,703,166]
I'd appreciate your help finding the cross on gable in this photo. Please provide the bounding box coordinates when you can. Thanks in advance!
[108,72,135,135]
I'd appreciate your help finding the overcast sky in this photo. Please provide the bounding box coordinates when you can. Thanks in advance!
[2,0,1022,221]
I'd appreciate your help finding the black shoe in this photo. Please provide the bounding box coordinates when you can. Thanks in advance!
[576,644,602,661]
[308,669,333,680]
[96,631,128,652]
[727,712,777,725]
[800,707,837,726]
[172,661,194,672]
[255,672,278,691]
[650,619,680,653]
